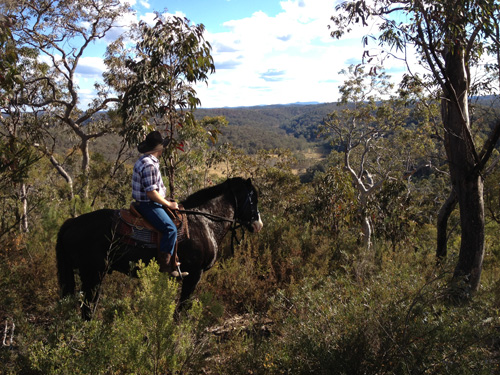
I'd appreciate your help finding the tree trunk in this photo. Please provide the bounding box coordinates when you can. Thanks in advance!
[361,214,373,251]
[49,155,75,201]
[453,175,484,290]
[80,137,90,199]
[436,189,457,259]
[166,154,176,199]
[20,183,29,233]
[442,46,484,292]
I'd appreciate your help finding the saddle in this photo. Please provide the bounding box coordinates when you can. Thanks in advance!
[115,202,190,249]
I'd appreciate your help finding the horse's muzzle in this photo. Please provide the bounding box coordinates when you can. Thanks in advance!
[251,214,263,233]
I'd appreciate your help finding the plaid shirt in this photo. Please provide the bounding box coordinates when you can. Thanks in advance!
[132,154,167,202]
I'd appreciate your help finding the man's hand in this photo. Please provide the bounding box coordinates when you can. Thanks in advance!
[166,200,179,210]
[146,190,178,210]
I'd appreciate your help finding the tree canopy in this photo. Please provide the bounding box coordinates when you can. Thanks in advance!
[330,0,500,292]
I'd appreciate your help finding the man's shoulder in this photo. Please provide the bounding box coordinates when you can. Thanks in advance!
[135,154,157,168]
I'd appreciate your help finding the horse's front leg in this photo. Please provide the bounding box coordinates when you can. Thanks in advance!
[178,269,203,313]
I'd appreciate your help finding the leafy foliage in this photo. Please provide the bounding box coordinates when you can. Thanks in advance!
[1,0,500,372]
[0,138,41,238]
[26,261,204,375]
[310,165,358,237]
[268,259,499,375]
[0,14,20,102]
[115,13,215,147]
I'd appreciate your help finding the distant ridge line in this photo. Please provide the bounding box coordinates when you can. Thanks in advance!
[199,101,326,110]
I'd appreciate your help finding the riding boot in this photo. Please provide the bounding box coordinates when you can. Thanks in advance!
[157,252,179,277]
[157,252,188,278]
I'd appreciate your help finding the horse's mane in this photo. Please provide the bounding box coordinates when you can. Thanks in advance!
[181,177,247,209]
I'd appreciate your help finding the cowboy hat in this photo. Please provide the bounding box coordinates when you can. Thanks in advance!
[137,131,164,153]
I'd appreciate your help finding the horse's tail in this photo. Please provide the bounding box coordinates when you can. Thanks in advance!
[56,218,76,297]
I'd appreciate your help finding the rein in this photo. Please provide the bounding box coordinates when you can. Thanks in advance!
[177,209,235,224]
[177,209,247,253]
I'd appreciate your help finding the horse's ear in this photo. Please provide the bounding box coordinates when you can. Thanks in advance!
[246,178,259,196]
[246,178,254,189]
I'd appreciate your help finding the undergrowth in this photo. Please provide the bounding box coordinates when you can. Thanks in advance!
[2,262,205,375]
[1,197,500,374]
[218,251,500,375]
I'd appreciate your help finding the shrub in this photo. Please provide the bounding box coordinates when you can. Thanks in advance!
[202,236,278,315]
[26,261,205,375]
[262,252,499,375]
[109,261,204,375]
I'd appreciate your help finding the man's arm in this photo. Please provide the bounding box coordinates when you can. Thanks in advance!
[146,190,179,210]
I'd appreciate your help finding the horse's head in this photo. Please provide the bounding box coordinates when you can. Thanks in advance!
[231,178,263,233]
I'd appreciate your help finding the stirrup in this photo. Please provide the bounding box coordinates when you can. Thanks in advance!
[172,264,189,278]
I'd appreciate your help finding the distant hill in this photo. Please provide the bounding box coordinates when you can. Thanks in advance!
[84,103,336,162]
[194,102,339,153]
[86,97,500,169]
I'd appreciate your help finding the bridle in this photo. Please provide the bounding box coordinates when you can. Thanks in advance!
[234,187,260,227]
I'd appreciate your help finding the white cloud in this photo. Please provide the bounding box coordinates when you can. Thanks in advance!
[195,0,351,107]
[74,57,108,106]
[76,57,107,78]
[194,0,414,108]
[77,88,97,108]
[72,0,412,108]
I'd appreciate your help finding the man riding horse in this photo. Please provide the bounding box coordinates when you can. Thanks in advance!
[56,132,263,319]
[132,130,187,277]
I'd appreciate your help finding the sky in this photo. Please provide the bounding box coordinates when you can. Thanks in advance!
[75,0,411,108]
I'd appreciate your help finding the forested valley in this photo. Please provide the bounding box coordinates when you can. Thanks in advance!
[2,0,500,374]
[2,99,500,373]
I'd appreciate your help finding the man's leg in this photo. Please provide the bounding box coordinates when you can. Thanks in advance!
[137,202,179,275]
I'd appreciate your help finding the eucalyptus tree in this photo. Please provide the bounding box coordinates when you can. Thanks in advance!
[0,14,19,99]
[108,13,215,197]
[331,0,500,292]
[322,65,432,250]
[7,0,130,200]
[0,13,41,234]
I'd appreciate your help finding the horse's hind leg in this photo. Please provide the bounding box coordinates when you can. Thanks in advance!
[80,267,105,320]
[58,263,76,298]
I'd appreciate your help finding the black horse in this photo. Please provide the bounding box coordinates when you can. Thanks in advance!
[56,177,263,319]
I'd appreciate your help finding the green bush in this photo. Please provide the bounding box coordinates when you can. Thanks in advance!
[26,261,204,375]
[263,254,499,375]
[202,236,278,315]
[110,261,204,375]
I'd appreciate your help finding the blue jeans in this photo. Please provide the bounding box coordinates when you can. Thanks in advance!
[137,201,177,255]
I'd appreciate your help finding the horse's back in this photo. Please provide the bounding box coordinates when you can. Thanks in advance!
[58,209,116,257]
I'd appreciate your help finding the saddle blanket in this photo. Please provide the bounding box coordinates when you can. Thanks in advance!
[115,210,159,248]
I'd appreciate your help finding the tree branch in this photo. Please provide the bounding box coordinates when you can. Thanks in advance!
[477,119,500,173]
